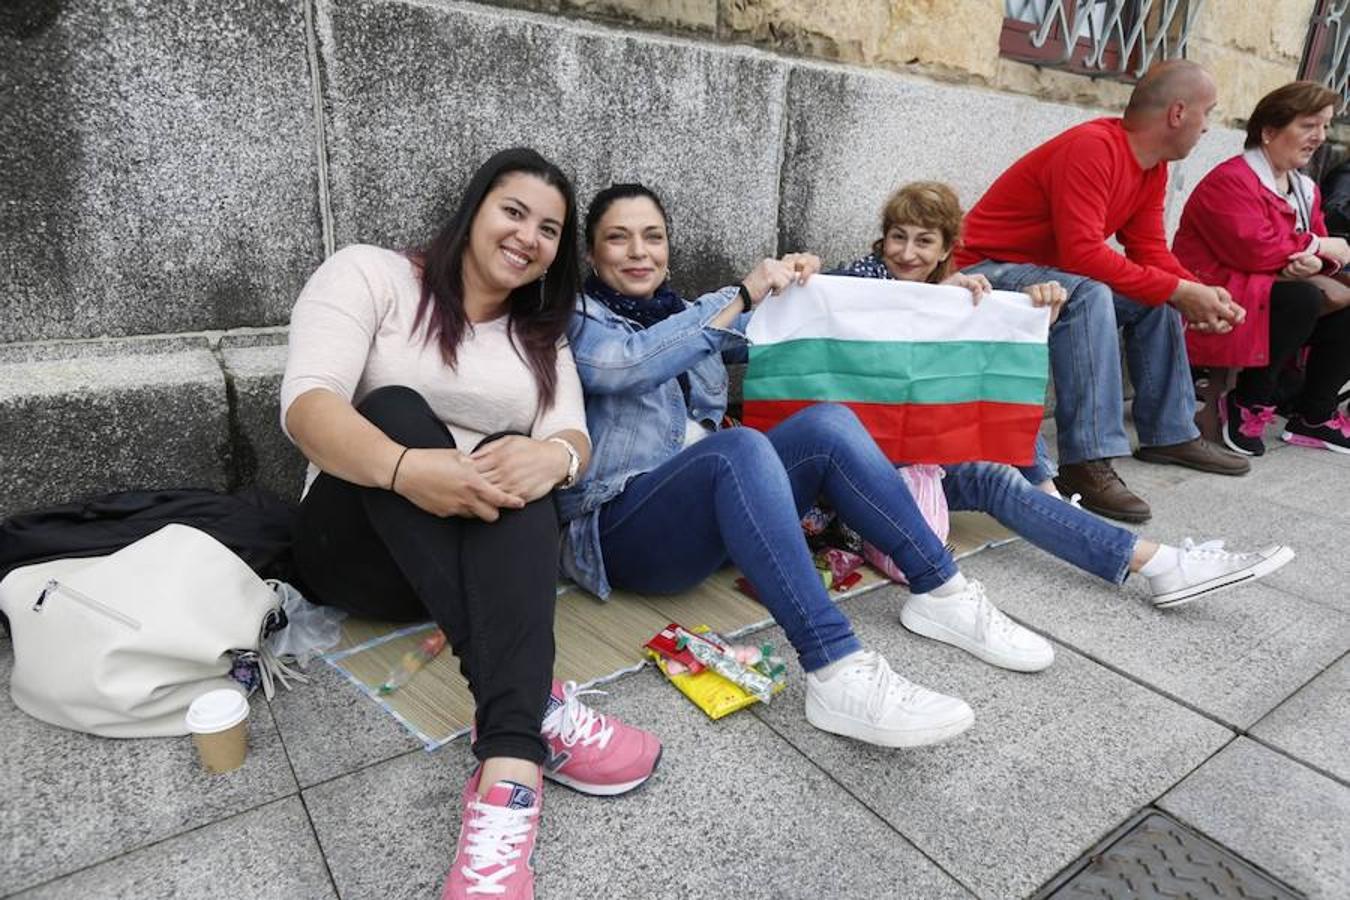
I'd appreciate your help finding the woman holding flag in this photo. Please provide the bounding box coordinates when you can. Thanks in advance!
[558,183,1056,751]
[834,180,1294,605]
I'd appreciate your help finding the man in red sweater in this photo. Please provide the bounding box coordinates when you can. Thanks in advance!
[955,60,1249,523]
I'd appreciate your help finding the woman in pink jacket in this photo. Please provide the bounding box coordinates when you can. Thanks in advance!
[1174,81,1350,456]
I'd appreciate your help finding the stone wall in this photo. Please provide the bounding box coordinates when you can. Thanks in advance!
[487,0,1318,127]
[0,0,1254,513]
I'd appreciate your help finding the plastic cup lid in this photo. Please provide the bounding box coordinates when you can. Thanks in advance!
[185,688,249,733]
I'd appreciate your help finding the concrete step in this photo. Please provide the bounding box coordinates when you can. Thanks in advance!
[0,331,303,516]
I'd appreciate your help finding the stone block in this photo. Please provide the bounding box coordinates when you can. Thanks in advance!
[874,0,1004,81]
[0,642,299,894]
[1271,0,1318,61]
[747,587,1232,900]
[993,56,1135,111]
[0,0,324,342]
[1160,738,1350,900]
[561,0,716,32]
[1191,41,1302,127]
[1251,655,1350,783]
[0,338,231,516]
[779,62,1096,267]
[317,0,785,299]
[723,0,892,64]
[220,330,307,500]
[11,797,335,900]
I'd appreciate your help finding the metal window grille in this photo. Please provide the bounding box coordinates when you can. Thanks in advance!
[1001,0,1204,80]
[1301,0,1350,110]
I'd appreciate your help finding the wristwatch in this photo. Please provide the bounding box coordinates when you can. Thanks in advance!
[547,437,581,488]
[736,282,753,313]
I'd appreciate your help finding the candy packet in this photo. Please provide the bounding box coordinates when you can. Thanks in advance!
[644,623,787,719]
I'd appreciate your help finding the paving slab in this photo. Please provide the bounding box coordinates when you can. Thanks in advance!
[0,0,323,341]
[1115,455,1350,614]
[266,657,424,788]
[746,586,1232,900]
[1160,738,1350,900]
[0,640,300,896]
[9,796,335,900]
[305,667,974,900]
[317,0,785,298]
[0,338,230,517]
[219,331,307,499]
[1250,653,1350,784]
[956,538,1350,730]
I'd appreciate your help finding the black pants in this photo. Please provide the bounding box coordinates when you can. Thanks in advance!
[1236,280,1350,420]
[292,386,558,765]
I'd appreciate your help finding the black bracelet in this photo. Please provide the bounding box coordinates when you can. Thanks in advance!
[389,447,410,491]
[736,282,753,313]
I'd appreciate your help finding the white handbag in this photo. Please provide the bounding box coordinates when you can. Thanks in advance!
[0,524,286,737]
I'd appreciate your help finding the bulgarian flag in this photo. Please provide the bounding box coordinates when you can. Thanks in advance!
[742,274,1050,466]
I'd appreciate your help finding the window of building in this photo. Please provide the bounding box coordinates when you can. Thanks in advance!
[1000,0,1203,81]
[1300,0,1350,111]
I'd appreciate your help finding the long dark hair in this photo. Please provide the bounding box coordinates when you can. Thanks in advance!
[412,147,580,410]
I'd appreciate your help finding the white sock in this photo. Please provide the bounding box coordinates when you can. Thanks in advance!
[1139,544,1181,577]
[811,649,868,682]
[928,571,969,598]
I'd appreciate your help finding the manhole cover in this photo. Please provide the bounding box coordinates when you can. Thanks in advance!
[1038,809,1304,899]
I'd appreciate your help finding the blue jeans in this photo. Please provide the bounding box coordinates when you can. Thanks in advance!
[962,261,1199,465]
[941,461,1137,584]
[598,404,959,672]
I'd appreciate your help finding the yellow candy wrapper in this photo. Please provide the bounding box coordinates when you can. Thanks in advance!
[645,646,786,720]
[645,623,788,723]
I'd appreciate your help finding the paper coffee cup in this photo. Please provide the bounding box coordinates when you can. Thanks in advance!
[186,689,250,774]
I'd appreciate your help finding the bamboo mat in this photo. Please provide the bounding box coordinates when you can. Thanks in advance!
[324,511,1015,749]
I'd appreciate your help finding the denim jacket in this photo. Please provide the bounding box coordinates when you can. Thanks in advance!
[558,286,750,598]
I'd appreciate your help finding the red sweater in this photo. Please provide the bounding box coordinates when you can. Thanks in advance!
[954,118,1194,305]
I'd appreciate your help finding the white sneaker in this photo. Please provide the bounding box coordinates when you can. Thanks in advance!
[901,579,1054,672]
[1149,539,1295,608]
[804,651,974,748]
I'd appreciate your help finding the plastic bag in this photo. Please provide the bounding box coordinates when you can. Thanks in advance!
[264,581,347,667]
[863,464,950,585]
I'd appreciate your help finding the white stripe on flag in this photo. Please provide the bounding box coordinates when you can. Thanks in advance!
[745,274,1051,346]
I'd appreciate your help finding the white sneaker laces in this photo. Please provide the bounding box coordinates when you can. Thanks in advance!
[969,580,1020,643]
[851,652,921,718]
[462,801,538,895]
[1178,537,1247,573]
[541,681,614,750]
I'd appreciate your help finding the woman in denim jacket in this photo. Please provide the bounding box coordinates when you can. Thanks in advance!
[558,184,1061,749]
[834,181,1296,608]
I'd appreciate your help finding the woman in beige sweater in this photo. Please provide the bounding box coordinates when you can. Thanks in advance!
[281,148,659,900]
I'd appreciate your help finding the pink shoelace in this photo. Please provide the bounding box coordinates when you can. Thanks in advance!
[1236,402,1277,438]
[1328,410,1350,437]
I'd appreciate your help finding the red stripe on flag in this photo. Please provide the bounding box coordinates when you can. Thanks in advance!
[741,400,1044,466]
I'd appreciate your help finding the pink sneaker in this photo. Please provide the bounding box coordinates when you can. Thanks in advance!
[442,768,541,899]
[540,679,662,796]
[1281,410,1350,454]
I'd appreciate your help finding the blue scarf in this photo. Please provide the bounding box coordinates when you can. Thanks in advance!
[583,272,696,406]
[832,252,894,280]
[584,273,686,329]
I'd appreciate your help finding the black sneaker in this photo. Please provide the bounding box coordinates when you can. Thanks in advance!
[1219,391,1274,457]
[1281,411,1350,454]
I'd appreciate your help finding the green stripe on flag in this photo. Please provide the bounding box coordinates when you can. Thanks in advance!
[744,339,1048,406]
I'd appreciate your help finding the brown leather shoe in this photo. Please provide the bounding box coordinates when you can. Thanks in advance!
[1054,460,1152,523]
[1133,437,1250,476]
